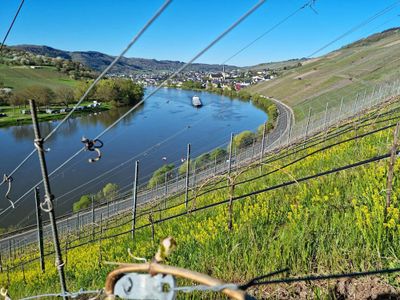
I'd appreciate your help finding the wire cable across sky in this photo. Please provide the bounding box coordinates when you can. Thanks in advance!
[308,0,400,58]
[0,0,267,217]
[0,0,25,53]
[222,0,317,65]
[0,0,172,187]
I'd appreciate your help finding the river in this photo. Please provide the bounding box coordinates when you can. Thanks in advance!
[0,87,267,227]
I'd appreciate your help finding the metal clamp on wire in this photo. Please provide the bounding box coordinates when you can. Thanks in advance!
[55,258,65,269]
[34,138,44,152]
[40,194,54,213]
[81,137,103,163]
[2,174,14,209]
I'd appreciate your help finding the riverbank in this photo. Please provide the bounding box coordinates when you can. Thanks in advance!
[147,86,283,187]
[168,85,279,124]
[0,102,113,128]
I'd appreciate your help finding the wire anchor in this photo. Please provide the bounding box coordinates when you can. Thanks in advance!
[0,287,10,300]
[2,174,14,209]
[39,194,54,213]
[81,137,103,163]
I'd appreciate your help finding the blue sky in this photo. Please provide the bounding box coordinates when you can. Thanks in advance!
[1,0,399,66]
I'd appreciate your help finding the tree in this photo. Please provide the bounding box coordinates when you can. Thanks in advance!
[55,86,75,108]
[257,122,274,138]
[268,105,278,121]
[178,160,190,175]
[9,89,29,107]
[148,164,175,188]
[194,153,211,171]
[102,183,119,202]
[73,195,92,212]
[0,90,11,105]
[230,131,256,150]
[75,80,96,100]
[113,79,144,106]
[181,80,203,90]
[95,79,117,102]
[24,85,55,107]
[209,148,227,163]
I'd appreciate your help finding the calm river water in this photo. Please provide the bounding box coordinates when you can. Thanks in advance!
[0,87,267,227]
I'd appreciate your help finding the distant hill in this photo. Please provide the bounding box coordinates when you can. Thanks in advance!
[249,27,400,120]
[12,45,237,74]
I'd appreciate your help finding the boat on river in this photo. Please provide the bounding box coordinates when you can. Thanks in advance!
[192,95,202,107]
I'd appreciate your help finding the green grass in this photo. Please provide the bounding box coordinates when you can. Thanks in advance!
[0,64,77,91]
[3,98,400,299]
[0,102,112,127]
[249,28,400,120]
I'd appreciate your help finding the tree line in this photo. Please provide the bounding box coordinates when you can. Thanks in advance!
[147,92,278,188]
[0,46,96,80]
[0,79,144,108]
[73,182,119,212]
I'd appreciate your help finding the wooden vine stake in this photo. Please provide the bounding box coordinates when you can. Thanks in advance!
[228,177,236,231]
[149,211,155,244]
[64,238,68,266]
[6,265,10,287]
[21,262,26,284]
[98,214,103,267]
[385,122,400,220]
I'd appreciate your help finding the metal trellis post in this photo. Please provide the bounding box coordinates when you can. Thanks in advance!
[29,99,67,299]
[228,133,234,177]
[91,195,95,240]
[34,186,45,273]
[131,161,139,239]
[164,171,168,196]
[304,107,312,145]
[323,102,329,131]
[184,144,191,209]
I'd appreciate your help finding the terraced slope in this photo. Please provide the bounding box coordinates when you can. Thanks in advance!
[249,28,400,120]
[0,64,77,91]
[3,96,400,299]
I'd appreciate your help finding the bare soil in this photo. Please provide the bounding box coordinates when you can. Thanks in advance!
[249,277,400,299]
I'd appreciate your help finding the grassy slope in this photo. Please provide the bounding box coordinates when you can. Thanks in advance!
[0,64,77,91]
[0,102,111,127]
[0,64,86,126]
[244,58,305,71]
[4,98,400,299]
[249,28,400,120]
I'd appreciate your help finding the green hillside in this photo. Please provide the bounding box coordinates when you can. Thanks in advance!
[3,96,400,299]
[249,28,400,120]
[0,64,77,91]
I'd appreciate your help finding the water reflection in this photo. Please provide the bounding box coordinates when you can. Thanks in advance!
[9,104,144,141]
[0,88,267,227]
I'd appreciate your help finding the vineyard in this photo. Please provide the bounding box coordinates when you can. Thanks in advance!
[2,92,400,298]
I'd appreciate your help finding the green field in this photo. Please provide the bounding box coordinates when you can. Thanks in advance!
[249,28,400,120]
[3,97,400,299]
[0,102,111,127]
[0,64,77,91]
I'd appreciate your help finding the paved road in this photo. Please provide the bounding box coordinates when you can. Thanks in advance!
[266,97,294,148]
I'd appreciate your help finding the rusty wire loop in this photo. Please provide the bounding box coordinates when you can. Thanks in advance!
[0,287,10,300]
[2,174,14,209]
[81,137,103,163]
